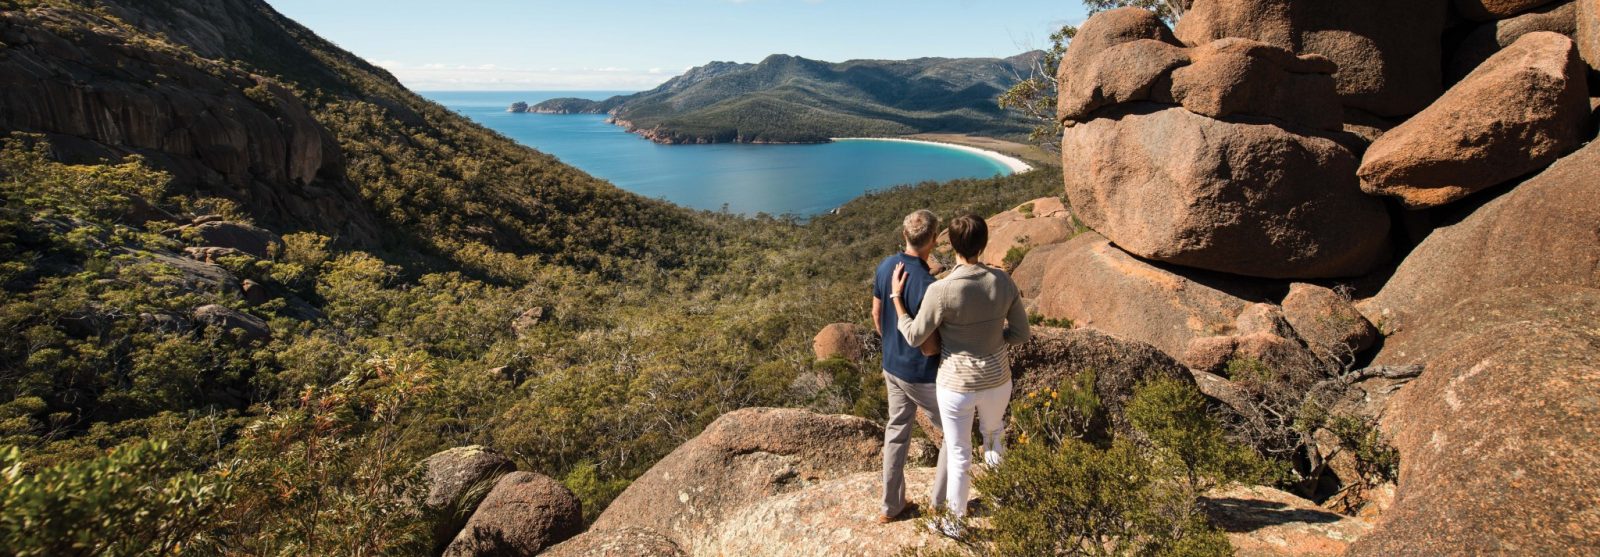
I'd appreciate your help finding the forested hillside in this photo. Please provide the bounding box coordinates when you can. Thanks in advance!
[530,53,1042,143]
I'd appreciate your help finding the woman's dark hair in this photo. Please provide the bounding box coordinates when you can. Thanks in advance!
[948,213,987,260]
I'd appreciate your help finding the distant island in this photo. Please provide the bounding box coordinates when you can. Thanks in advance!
[511,53,1041,144]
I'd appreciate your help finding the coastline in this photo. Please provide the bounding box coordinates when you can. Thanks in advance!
[830,137,1035,174]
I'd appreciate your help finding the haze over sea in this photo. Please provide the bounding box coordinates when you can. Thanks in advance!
[423,91,1017,216]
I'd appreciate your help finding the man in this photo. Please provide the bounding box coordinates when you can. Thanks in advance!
[871,209,947,523]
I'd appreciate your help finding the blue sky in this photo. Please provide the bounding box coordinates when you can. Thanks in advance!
[264,0,1085,91]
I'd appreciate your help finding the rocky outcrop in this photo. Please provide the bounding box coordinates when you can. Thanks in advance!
[511,307,548,339]
[812,323,866,361]
[1281,283,1376,362]
[542,528,686,557]
[1373,285,1600,366]
[443,471,583,557]
[1062,104,1390,278]
[1058,10,1344,130]
[1233,303,1297,339]
[507,102,530,113]
[706,468,952,556]
[1358,32,1590,209]
[584,408,884,554]
[1456,0,1564,20]
[417,446,515,550]
[1359,139,1600,334]
[1057,7,1184,121]
[1448,0,1579,81]
[1175,0,1448,117]
[191,304,269,343]
[188,221,281,259]
[1582,0,1600,72]
[977,197,1079,269]
[0,6,381,246]
[1350,314,1600,554]
[1169,38,1342,130]
[1009,327,1194,440]
[1204,484,1372,556]
[1013,232,1279,358]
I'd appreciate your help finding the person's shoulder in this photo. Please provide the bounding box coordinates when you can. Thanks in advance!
[874,254,900,274]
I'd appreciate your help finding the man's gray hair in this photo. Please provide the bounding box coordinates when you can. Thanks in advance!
[902,209,939,248]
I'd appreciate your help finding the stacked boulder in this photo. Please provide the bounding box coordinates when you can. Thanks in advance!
[1017,1,1600,553]
[414,445,584,557]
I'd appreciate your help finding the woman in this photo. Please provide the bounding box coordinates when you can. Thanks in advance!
[890,213,1029,536]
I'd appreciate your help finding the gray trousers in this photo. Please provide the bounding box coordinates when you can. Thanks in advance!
[882,371,949,516]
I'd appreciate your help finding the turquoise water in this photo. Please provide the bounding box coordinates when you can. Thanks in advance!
[421,91,1014,216]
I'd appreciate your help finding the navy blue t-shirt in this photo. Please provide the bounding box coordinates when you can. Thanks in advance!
[874,253,939,383]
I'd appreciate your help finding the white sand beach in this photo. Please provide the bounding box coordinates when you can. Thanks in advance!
[830,137,1035,174]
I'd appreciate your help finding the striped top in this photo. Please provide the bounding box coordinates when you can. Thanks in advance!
[897,263,1030,392]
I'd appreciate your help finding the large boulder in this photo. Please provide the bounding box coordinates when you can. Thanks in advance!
[1456,0,1564,20]
[1448,0,1579,81]
[1058,7,1184,121]
[587,408,882,553]
[1349,317,1600,553]
[417,446,515,550]
[1358,32,1590,209]
[191,304,269,343]
[1175,0,1449,117]
[1358,140,1600,335]
[443,471,583,557]
[188,221,281,259]
[1170,38,1343,130]
[1582,0,1600,72]
[978,197,1080,269]
[1062,104,1390,279]
[1012,232,1279,358]
[812,323,866,362]
[1058,39,1190,122]
[1008,327,1194,440]
[543,528,686,557]
[1204,484,1373,556]
[1373,285,1600,366]
[1281,283,1377,362]
[707,467,953,556]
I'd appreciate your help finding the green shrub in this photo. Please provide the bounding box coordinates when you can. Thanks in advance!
[0,441,234,556]
[933,378,1274,557]
[1027,313,1074,329]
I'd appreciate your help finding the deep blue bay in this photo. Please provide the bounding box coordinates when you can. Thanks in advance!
[421,91,1017,216]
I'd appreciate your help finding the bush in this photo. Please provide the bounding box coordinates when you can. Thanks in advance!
[930,378,1274,557]
[0,441,234,556]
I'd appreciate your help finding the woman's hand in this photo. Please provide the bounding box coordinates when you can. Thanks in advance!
[891,262,908,298]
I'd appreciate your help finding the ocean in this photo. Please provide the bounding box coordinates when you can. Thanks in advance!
[420,91,1017,216]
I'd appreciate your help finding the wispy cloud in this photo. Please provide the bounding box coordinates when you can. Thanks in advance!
[372,60,673,90]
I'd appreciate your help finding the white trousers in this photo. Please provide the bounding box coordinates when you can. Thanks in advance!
[936,380,1012,519]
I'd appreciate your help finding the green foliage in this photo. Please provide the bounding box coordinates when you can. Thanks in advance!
[0,441,234,556]
[1324,415,1400,483]
[1128,378,1282,492]
[1010,371,1100,447]
[1028,313,1076,329]
[1001,245,1030,271]
[937,379,1270,557]
[0,135,169,222]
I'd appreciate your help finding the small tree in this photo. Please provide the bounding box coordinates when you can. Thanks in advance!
[999,1,1185,147]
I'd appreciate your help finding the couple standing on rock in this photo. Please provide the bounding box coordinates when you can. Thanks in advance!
[870,209,1031,537]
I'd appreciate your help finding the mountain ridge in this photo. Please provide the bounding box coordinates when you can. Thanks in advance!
[529,51,1042,144]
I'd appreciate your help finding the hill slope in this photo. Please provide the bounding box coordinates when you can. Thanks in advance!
[532,53,1041,144]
